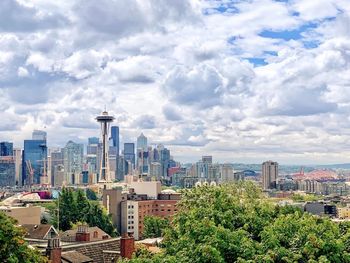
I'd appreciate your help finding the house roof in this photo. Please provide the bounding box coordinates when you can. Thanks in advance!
[61,251,93,263]
[61,238,121,263]
[22,224,56,240]
[61,226,110,242]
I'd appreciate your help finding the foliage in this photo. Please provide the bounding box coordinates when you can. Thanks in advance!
[123,181,350,263]
[0,212,47,263]
[86,188,98,200]
[143,216,169,238]
[292,193,322,202]
[50,188,117,236]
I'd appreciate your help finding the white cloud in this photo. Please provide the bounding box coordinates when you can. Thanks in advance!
[1,0,350,164]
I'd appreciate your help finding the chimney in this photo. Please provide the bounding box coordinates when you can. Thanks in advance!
[120,233,135,259]
[76,224,90,242]
[46,238,61,263]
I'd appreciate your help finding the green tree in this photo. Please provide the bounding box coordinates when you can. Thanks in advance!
[0,212,47,263]
[76,189,90,221]
[86,188,98,200]
[123,182,350,263]
[143,216,169,238]
[50,187,116,236]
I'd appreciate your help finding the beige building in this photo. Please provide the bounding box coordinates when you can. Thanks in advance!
[13,148,22,185]
[0,206,41,224]
[338,207,350,219]
[221,164,234,182]
[130,181,161,199]
[102,188,127,234]
[262,161,278,190]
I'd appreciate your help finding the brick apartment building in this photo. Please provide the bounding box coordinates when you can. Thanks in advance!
[121,196,179,240]
[103,184,181,240]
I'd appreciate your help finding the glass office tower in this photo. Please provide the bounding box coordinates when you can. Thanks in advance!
[22,140,47,185]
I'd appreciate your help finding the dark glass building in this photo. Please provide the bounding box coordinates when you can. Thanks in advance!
[124,143,135,166]
[88,137,99,145]
[0,142,13,156]
[0,157,15,186]
[110,126,119,152]
[22,140,47,185]
[160,148,171,178]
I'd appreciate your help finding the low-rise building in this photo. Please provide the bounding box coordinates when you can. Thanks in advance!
[338,207,350,219]
[0,205,41,224]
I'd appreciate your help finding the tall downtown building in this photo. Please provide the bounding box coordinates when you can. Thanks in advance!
[22,139,47,185]
[111,126,119,153]
[262,161,278,190]
[63,141,84,185]
[124,143,135,168]
[0,142,13,156]
[136,133,147,151]
[110,126,120,181]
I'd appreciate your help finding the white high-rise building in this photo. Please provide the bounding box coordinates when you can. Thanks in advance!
[262,161,278,190]
[137,133,148,151]
[63,141,84,185]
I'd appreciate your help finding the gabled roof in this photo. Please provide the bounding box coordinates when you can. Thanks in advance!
[22,224,57,240]
[61,251,93,263]
[61,226,110,242]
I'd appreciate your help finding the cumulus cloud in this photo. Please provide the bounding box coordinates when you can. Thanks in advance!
[133,115,157,129]
[2,0,350,164]
[0,0,67,32]
[163,64,224,108]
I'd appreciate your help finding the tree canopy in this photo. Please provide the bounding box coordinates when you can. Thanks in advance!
[0,212,47,263]
[121,181,350,263]
[143,216,169,239]
[50,188,117,236]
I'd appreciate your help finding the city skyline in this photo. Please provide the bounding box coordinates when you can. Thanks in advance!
[1,1,350,164]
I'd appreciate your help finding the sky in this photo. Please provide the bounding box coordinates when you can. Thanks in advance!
[1,0,350,164]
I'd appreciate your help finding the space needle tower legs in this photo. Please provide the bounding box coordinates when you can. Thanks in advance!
[96,110,115,189]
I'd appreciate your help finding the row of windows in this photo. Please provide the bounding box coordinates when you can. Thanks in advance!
[138,204,177,209]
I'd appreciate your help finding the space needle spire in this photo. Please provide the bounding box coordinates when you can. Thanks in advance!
[96,110,114,187]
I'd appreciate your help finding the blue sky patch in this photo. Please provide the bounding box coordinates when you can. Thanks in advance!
[245,57,268,67]
[259,22,319,41]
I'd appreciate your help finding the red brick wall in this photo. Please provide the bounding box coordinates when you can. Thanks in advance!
[47,248,62,263]
[76,232,90,242]
[137,200,178,239]
[121,236,135,259]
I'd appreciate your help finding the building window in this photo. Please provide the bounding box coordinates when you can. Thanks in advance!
[93,231,98,238]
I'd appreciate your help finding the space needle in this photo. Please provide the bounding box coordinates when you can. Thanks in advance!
[96,110,114,187]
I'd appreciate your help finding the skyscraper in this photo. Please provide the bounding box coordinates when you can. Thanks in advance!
[111,126,119,152]
[110,126,119,181]
[202,156,213,164]
[0,156,15,187]
[22,139,47,185]
[13,148,22,185]
[50,149,64,187]
[262,161,278,190]
[160,148,170,179]
[0,142,13,156]
[88,137,99,145]
[137,133,147,151]
[124,143,135,167]
[63,141,84,185]
[87,137,98,180]
[221,163,234,182]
